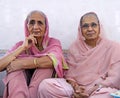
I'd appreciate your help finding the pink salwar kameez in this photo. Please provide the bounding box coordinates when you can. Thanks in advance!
[38,78,117,98]
[38,12,120,98]
[3,11,68,98]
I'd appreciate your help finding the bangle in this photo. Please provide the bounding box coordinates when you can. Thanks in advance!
[33,58,38,66]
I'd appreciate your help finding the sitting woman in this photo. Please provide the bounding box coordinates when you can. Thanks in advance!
[0,10,68,98]
[38,12,120,98]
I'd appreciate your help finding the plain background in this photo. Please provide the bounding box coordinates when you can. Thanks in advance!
[0,0,120,50]
[0,0,120,96]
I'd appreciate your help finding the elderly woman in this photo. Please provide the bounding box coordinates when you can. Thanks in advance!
[38,12,120,98]
[0,10,68,98]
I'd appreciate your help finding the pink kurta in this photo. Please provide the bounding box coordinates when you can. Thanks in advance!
[38,39,120,98]
[3,11,68,98]
[38,12,120,98]
[38,78,117,98]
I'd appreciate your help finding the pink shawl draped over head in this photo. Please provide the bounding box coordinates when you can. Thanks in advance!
[65,12,120,88]
[7,10,68,78]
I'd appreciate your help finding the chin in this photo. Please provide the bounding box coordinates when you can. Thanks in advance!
[35,35,43,38]
[34,34,41,37]
[86,37,96,40]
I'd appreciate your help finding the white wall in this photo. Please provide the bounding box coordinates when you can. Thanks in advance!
[0,0,120,49]
[0,0,120,96]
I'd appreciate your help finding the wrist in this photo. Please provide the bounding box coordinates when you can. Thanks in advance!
[95,84,103,91]
[33,58,39,67]
[66,80,77,88]
[20,45,26,51]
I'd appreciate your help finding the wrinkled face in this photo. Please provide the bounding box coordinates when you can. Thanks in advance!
[81,14,100,40]
[27,12,46,38]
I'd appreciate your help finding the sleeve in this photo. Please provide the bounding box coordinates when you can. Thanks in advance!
[101,61,120,89]
[100,43,120,89]
[47,38,68,78]
[5,41,23,55]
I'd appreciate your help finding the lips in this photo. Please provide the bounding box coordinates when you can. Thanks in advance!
[86,31,96,37]
[34,32,40,34]
[86,31,95,35]
[32,31,41,37]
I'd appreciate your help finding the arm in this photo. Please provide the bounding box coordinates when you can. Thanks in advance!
[7,55,53,73]
[100,62,120,89]
[1,34,36,72]
[0,46,25,71]
[86,62,120,95]
[66,80,89,98]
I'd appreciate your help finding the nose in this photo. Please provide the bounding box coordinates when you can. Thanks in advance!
[33,23,39,29]
[88,26,93,31]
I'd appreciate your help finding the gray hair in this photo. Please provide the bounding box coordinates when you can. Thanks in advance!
[26,10,46,23]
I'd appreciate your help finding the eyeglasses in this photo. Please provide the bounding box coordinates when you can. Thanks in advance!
[81,22,98,29]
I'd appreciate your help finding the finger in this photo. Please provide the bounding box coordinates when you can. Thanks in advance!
[75,89,81,93]
[31,34,38,44]
[7,67,11,73]
[80,88,85,93]
[80,87,85,90]
[75,86,84,93]
[73,93,80,98]
[79,92,89,97]
[34,37,37,44]
[29,35,37,44]
[71,95,75,98]
[27,37,35,45]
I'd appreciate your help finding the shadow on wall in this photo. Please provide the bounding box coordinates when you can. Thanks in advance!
[0,50,6,96]
[0,71,6,97]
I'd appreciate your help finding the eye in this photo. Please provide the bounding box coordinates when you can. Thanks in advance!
[37,21,44,25]
[29,20,35,25]
[82,23,89,29]
[91,22,97,28]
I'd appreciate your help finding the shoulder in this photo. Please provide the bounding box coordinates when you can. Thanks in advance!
[13,41,23,48]
[108,40,120,49]
[102,38,120,49]
[106,40,120,57]
[48,37,61,45]
[7,41,23,53]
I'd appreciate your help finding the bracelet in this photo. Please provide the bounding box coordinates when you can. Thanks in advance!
[33,58,38,67]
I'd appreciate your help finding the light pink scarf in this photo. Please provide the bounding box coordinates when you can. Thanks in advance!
[6,11,66,77]
[65,13,120,87]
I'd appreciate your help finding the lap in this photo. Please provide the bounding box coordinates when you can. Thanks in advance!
[89,87,117,98]
[39,78,74,97]
[39,79,118,98]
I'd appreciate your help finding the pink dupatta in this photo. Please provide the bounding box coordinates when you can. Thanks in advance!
[6,11,68,78]
[65,13,120,89]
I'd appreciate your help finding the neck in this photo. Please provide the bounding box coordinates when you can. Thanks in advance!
[85,38,99,48]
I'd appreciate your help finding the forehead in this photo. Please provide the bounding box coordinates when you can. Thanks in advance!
[28,12,45,22]
[81,14,98,24]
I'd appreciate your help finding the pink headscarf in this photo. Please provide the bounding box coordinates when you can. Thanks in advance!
[65,12,120,88]
[6,10,67,77]
[25,11,49,49]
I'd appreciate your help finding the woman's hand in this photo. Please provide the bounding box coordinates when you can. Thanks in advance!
[72,92,89,98]
[6,59,29,73]
[72,84,89,98]
[6,58,25,73]
[87,84,104,95]
[6,58,36,73]
[22,34,37,50]
[66,80,89,98]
